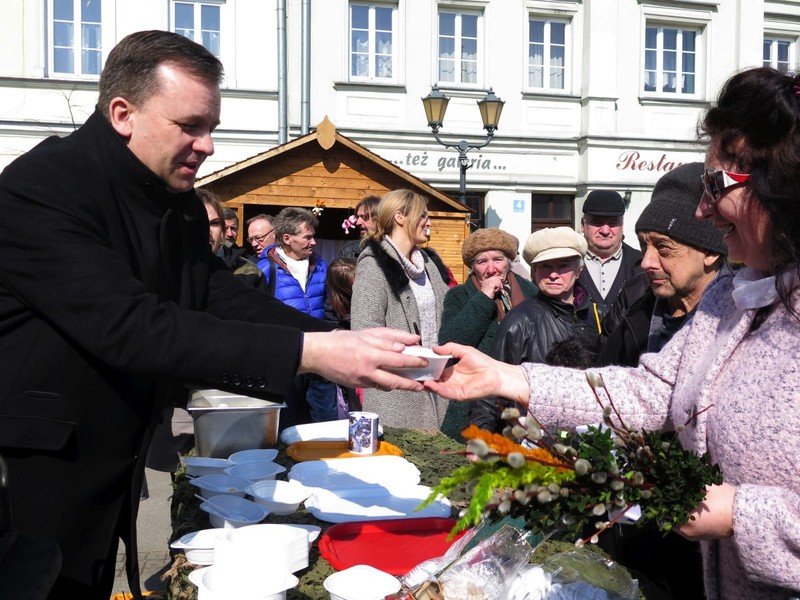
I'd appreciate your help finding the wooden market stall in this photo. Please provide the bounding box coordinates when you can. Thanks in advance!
[197,117,472,282]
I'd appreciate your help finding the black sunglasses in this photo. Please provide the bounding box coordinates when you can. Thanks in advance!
[701,168,750,205]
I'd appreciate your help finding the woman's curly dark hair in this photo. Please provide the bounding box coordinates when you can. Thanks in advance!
[700,67,800,316]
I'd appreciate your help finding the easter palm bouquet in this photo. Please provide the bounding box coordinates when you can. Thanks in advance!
[422,373,723,545]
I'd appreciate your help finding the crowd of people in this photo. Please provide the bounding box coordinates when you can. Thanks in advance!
[0,27,796,600]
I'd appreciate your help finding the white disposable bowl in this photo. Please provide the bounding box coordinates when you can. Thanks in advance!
[190,473,251,499]
[191,565,298,600]
[246,480,310,515]
[224,461,286,483]
[170,528,228,565]
[228,448,280,464]
[323,564,400,600]
[185,457,232,477]
[200,495,269,529]
[388,346,452,381]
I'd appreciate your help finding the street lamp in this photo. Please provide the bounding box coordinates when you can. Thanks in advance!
[623,189,632,209]
[421,86,504,205]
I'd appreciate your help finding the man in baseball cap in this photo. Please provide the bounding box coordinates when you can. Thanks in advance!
[578,190,643,319]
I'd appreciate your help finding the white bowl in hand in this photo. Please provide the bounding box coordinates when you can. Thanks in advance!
[387,346,452,381]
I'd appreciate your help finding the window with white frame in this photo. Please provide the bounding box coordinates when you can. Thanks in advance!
[438,10,481,85]
[349,3,396,81]
[529,17,567,90]
[50,0,102,76]
[644,24,698,95]
[172,1,221,58]
[763,36,795,73]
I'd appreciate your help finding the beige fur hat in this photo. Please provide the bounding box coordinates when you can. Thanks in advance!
[461,228,519,266]
[522,227,588,265]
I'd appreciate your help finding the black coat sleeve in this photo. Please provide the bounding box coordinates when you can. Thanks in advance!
[0,150,324,399]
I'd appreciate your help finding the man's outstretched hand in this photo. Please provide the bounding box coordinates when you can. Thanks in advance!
[300,328,426,391]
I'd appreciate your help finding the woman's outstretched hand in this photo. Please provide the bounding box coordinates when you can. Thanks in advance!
[423,342,530,406]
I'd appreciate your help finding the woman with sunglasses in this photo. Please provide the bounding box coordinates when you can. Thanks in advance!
[351,189,454,430]
[422,67,800,599]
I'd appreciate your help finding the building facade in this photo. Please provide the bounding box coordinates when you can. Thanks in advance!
[1,0,799,255]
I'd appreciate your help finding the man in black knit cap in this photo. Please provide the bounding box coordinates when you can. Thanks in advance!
[598,161,728,367]
[595,161,728,600]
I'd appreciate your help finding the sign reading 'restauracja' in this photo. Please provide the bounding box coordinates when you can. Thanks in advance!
[616,151,686,173]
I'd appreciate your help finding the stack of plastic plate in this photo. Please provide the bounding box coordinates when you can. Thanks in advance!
[220,523,320,573]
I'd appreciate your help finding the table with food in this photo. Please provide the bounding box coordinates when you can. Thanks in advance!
[161,389,684,600]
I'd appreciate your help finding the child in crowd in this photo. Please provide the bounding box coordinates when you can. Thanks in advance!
[326,258,362,415]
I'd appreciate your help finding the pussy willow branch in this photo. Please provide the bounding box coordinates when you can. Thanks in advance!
[576,500,639,547]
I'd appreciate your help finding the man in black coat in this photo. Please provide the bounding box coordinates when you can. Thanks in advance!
[594,162,727,599]
[0,31,424,600]
[578,190,643,323]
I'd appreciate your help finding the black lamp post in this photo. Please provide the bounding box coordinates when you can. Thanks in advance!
[421,86,504,205]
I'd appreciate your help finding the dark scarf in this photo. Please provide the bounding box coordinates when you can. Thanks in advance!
[470,271,527,323]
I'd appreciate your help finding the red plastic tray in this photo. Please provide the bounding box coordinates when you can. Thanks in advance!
[317,517,469,576]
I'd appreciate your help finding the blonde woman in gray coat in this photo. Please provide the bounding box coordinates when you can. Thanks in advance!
[351,189,452,429]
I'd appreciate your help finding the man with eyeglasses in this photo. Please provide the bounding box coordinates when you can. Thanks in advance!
[578,190,643,323]
[339,195,380,259]
[245,213,276,261]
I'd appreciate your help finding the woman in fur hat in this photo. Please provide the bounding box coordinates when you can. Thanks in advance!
[439,228,537,354]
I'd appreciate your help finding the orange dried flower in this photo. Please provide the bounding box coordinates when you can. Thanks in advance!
[461,425,570,470]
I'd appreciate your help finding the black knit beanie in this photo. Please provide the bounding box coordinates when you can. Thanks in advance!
[635,162,727,256]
